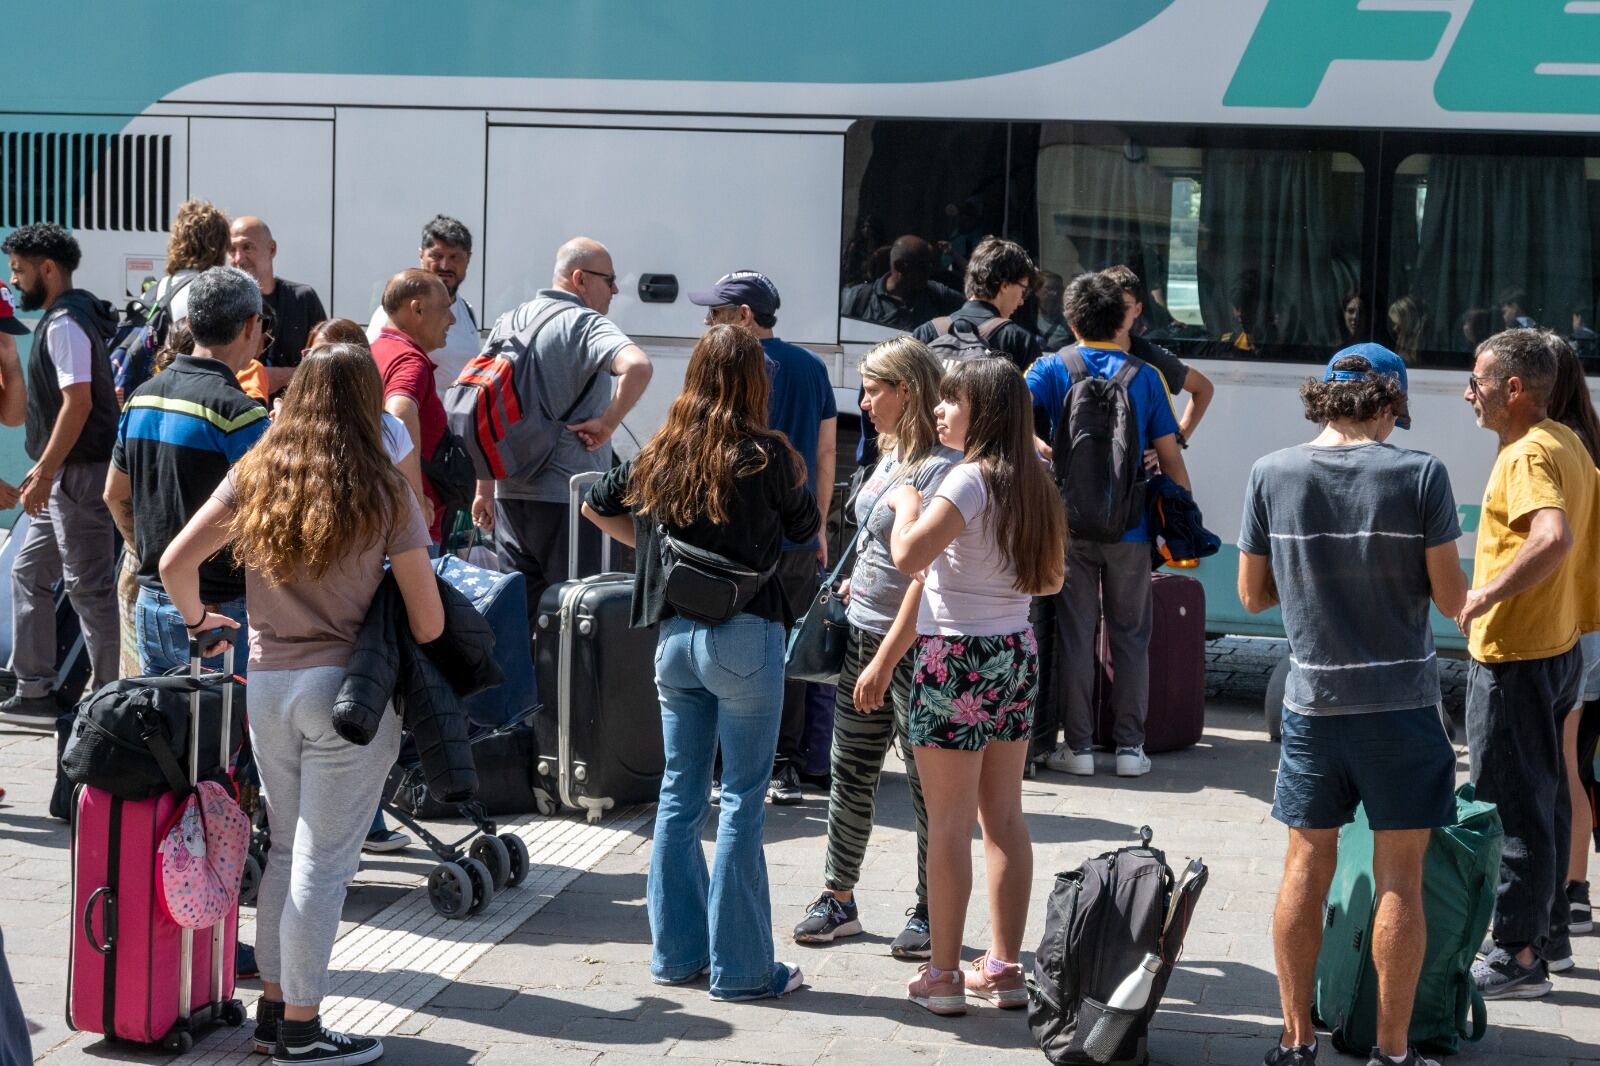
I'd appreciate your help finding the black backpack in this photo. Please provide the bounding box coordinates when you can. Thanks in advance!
[1052,350,1146,543]
[926,315,1008,371]
[1028,830,1208,1066]
[109,273,194,399]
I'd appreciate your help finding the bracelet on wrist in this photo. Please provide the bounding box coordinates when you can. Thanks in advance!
[182,609,206,630]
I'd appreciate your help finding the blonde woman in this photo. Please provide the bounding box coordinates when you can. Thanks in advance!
[792,337,956,959]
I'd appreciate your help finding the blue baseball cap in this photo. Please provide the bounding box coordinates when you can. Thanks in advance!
[688,271,780,315]
[1323,342,1411,430]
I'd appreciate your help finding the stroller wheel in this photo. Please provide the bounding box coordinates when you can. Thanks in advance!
[460,857,496,916]
[428,862,474,920]
[470,835,512,892]
[500,833,531,888]
[239,852,263,907]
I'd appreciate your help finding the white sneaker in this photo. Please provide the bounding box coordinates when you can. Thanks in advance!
[1115,747,1151,777]
[1046,747,1095,776]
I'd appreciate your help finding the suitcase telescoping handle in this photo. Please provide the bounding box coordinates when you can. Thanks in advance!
[568,471,612,577]
[178,634,236,1022]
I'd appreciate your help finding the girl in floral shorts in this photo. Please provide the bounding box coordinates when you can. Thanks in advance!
[884,358,1066,1018]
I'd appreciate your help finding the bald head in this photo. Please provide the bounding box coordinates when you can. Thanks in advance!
[227,216,277,291]
[889,235,933,266]
[888,234,935,291]
[553,237,618,314]
[382,269,453,352]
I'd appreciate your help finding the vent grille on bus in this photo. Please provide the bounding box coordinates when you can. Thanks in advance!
[1,132,172,233]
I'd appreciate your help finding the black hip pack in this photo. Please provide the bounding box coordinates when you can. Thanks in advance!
[658,529,776,625]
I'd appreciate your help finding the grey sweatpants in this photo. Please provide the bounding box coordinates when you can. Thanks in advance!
[249,666,400,1005]
[1058,539,1153,751]
[9,461,119,697]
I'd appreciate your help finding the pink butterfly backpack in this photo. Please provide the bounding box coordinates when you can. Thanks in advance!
[157,781,251,930]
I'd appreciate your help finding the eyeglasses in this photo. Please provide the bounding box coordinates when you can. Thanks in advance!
[703,305,739,324]
[1467,373,1502,396]
[579,268,618,287]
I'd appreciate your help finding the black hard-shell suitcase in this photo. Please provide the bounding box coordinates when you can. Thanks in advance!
[532,471,663,822]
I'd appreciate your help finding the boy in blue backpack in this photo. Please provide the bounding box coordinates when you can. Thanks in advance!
[1025,272,1187,779]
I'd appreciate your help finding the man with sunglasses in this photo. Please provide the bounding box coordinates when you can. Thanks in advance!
[367,215,482,397]
[1460,328,1600,999]
[470,237,653,615]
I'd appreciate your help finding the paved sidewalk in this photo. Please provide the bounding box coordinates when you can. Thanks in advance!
[5,699,1597,1064]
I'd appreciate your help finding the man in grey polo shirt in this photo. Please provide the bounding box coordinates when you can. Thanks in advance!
[471,237,653,615]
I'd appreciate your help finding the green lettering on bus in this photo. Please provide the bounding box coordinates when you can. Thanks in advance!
[1435,0,1600,115]
[1225,0,1450,109]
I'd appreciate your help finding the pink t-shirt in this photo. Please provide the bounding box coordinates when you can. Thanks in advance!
[212,472,431,671]
[916,462,1032,638]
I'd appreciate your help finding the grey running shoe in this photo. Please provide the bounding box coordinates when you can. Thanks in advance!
[890,902,932,960]
[1263,1041,1318,1066]
[793,892,863,943]
[1472,947,1551,1000]
[1365,1049,1439,1066]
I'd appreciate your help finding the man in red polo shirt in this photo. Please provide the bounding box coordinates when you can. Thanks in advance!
[370,269,454,541]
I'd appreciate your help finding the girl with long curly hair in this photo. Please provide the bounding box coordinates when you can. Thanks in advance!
[582,324,818,1001]
[160,343,443,1064]
[886,357,1065,1016]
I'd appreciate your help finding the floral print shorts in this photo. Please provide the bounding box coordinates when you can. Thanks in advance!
[906,629,1039,751]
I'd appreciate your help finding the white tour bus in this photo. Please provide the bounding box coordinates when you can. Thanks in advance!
[4,0,1598,665]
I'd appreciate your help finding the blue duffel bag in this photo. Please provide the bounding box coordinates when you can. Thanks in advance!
[433,555,537,728]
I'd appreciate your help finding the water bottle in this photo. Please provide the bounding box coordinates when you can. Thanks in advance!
[1082,953,1162,1062]
[1106,952,1163,1011]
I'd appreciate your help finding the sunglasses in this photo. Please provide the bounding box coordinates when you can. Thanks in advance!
[1467,373,1502,396]
[579,268,618,287]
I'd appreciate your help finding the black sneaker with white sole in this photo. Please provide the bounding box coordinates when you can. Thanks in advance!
[253,998,284,1054]
[793,892,863,943]
[1570,880,1592,935]
[0,692,59,729]
[890,902,932,960]
[1471,947,1551,1000]
[767,764,802,806]
[1263,1040,1318,1066]
[273,1017,383,1066]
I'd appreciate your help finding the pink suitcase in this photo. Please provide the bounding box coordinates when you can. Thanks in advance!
[68,641,246,1052]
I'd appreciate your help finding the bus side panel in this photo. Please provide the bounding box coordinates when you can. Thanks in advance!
[331,109,487,325]
[188,118,334,304]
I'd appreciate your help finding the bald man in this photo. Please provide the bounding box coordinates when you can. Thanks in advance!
[840,234,961,331]
[227,216,326,373]
[471,237,653,615]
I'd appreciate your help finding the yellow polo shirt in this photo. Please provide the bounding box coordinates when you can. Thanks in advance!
[1469,419,1600,662]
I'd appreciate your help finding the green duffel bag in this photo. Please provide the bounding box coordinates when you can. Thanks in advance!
[1313,783,1504,1056]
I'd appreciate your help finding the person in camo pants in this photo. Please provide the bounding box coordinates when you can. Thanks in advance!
[793,336,955,959]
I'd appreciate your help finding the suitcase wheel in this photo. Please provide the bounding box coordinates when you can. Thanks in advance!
[221,999,247,1027]
[428,862,475,920]
[239,852,263,907]
[460,856,496,916]
[470,835,512,892]
[534,791,559,817]
[500,833,531,888]
[162,1029,193,1054]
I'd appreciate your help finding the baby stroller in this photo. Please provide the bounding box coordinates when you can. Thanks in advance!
[239,555,541,922]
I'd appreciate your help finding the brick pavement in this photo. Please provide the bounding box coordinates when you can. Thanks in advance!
[4,694,1596,1064]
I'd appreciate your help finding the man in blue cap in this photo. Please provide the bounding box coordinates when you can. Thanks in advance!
[1238,343,1469,1066]
[691,271,836,806]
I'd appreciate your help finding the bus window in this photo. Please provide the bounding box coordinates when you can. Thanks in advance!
[1032,125,1364,362]
[1388,153,1600,370]
[839,120,1016,332]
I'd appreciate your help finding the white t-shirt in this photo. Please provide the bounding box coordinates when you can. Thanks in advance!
[44,315,93,388]
[366,292,481,398]
[380,412,412,464]
[916,462,1031,637]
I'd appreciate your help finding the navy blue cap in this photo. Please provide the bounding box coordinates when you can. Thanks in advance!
[1323,342,1411,429]
[687,271,780,315]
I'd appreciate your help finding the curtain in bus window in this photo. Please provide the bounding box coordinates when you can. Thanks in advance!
[1035,142,1172,286]
[1198,150,1355,354]
[1411,155,1593,355]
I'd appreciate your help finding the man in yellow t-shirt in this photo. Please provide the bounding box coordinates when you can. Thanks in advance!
[1458,329,1600,1000]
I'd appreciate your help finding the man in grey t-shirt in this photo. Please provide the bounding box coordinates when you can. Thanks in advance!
[1238,344,1468,1066]
[470,238,653,615]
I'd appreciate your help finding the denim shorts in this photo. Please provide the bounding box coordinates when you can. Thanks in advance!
[1580,631,1600,703]
[906,629,1038,751]
[1272,705,1457,831]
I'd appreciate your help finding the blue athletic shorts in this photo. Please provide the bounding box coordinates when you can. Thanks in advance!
[1272,705,1457,831]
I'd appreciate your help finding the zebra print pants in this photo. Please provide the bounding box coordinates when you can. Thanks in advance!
[824,623,929,903]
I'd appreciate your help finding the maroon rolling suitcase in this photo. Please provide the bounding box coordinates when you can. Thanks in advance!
[1093,571,1205,753]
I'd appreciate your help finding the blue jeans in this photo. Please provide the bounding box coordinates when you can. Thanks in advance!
[649,612,785,997]
[134,586,249,677]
